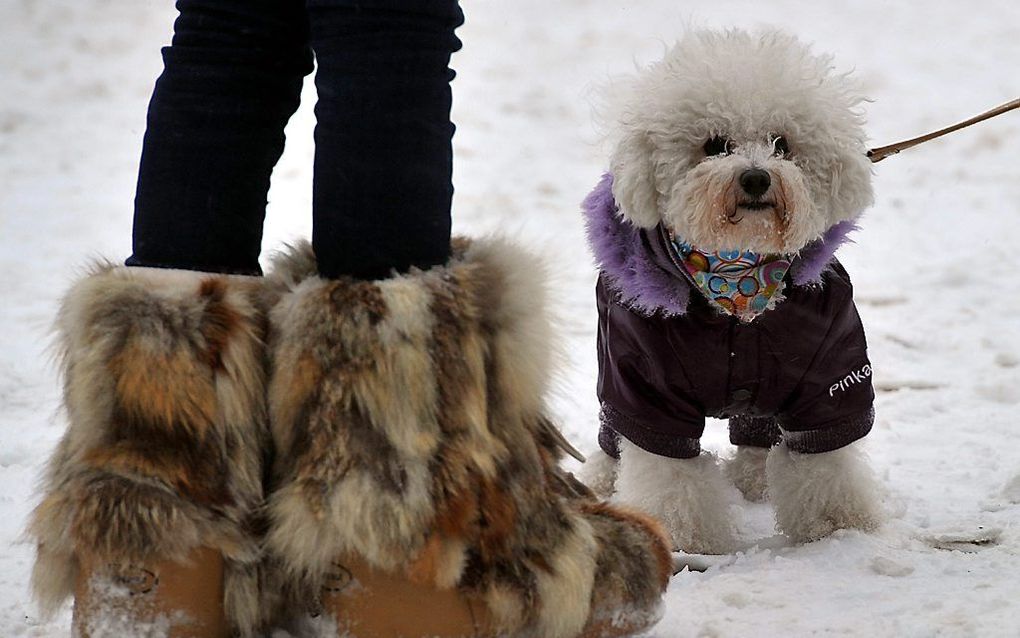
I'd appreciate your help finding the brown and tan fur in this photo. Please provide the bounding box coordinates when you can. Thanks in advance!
[28,265,270,636]
[264,238,671,637]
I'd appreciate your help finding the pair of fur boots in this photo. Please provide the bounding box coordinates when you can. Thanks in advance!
[28,238,671,638]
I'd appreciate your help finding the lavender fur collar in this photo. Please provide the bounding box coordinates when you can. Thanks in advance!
[582,173,858,316]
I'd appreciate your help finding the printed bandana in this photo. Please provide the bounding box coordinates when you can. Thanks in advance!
[668,235,791,322]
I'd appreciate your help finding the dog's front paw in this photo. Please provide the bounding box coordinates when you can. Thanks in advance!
[577,448,619,499]
[725,446,770,502]
[766,442,883,543]
[614,440,737,554]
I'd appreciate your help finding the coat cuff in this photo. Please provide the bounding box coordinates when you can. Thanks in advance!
[599,403,701,460]
[779,407,874,454]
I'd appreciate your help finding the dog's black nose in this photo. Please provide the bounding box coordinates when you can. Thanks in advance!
[739,169,771,197]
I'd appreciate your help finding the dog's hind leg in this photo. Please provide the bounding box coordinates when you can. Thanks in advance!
[614,439,738,555]
[726,446,771,503]
[726,416,782,502]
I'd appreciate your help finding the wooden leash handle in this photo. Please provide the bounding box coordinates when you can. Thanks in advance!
[867,98,1019,163]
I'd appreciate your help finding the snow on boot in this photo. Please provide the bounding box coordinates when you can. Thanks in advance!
[28,266,270,637]
[263,238,672,638]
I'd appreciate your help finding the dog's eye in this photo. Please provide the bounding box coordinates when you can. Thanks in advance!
[772,136,790,157]
[704,136,733,157]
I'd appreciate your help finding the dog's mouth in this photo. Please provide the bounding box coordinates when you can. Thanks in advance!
[727,200,777,224]
[737,200,775,211]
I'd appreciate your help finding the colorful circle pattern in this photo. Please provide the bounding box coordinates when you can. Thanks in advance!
[670,237,792,321]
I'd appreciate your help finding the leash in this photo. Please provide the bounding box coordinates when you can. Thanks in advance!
[867,97,1019,163]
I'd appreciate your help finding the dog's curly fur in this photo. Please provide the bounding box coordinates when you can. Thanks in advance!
[766,443,882,542]
[28,266,271,635]
[263,238,672,637]
[725,446,771,503]
[606,28,874,254]
[592,28,883,551]
[614,440,738,555]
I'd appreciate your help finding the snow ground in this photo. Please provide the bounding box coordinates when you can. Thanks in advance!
[1,1,1019,636]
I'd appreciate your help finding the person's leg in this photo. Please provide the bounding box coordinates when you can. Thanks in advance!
[307,0,463,280]
[128,0,314,275]
[30,3,311,636]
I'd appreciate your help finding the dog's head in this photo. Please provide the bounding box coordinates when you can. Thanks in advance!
[606,29,873,255]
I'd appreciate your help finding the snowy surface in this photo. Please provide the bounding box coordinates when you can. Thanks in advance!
[2,0,1019,636]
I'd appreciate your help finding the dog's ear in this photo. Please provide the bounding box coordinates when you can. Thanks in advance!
[609,130,661,228]
[826,147,874,227]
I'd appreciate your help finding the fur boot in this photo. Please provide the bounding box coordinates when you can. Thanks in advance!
[615,440,738,555]
[27,266,270,637]
[766,441,883,543]
[263,239,672,638]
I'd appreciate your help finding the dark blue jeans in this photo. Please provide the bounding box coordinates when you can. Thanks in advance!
[127,0,463,279]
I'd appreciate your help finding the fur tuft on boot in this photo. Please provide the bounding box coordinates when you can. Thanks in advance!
[264,239,671,637]
[28,265,270,636]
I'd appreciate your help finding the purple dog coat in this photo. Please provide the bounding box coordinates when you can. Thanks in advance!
[583,174,874,459]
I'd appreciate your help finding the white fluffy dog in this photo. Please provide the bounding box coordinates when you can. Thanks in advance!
[580,29,883,553]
